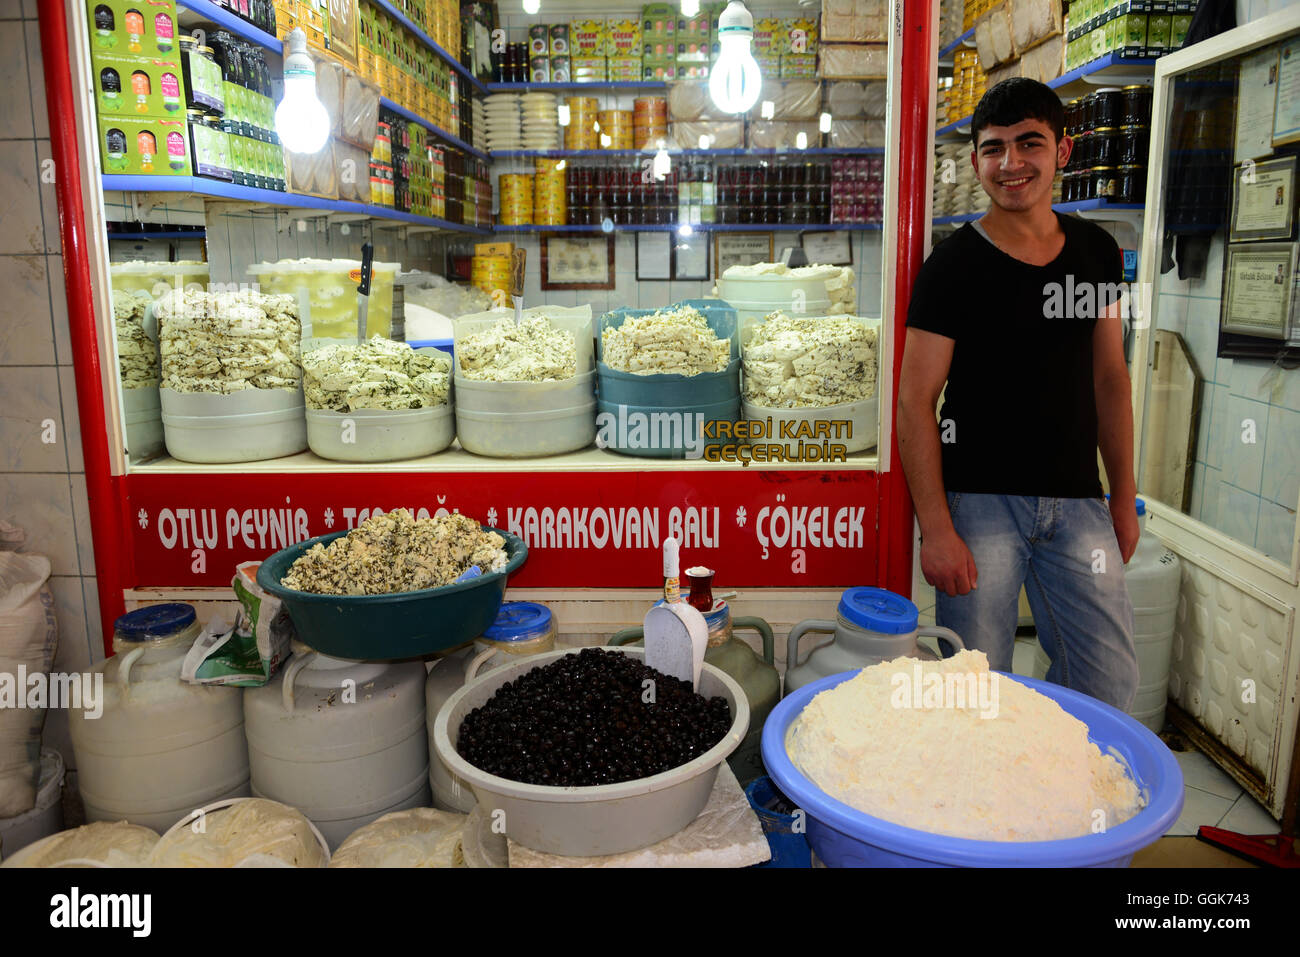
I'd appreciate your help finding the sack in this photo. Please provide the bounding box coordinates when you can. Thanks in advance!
[181,563,293,686]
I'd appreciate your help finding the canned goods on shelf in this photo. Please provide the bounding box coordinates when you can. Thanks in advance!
[1092,166,1118,201]
[1116,165,1146,204]
[1117,126,1149,166]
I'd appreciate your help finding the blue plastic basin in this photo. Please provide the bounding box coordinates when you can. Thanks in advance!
[762,670,1184,867]
[596,397,739,459]
[596,359,741,407]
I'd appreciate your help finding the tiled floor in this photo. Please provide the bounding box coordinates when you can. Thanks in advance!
[910,559,1282,847]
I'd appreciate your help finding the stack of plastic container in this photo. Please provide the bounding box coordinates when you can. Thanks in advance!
[452,310,596,458]
[246,258,399,345]
[596,300,739,460]
[532,159,566,225]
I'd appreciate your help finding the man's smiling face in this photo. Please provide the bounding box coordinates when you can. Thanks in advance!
[971,118,1071,213]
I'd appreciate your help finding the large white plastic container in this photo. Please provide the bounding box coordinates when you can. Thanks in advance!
[69,604,251,833]
[110,260,210,298]
[161,387,308,463]
[456,402,596,458]
[718,273,832,329]
[306,405,454,462]
[1030,498,1180,731]
[453,369,595,413]
[247,259,398,343]
[0,749,64,861]
[244,649,431,850]
[122,387,164,461]
[741,396,879,455]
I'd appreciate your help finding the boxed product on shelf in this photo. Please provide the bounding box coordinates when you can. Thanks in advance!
[334,139,371,203]
[92,51,186,117]
[750,79,822,120]
[642,3,676,38]
[756,54,781,78]
[550,24,570,54]
[989,33,1064,84]
[87,0,178,55]
[671,120,743,150]
[571,18,606,56]
[285,136,339,198]
[530,56,551,82]
[821,0,886,43]
[551,55,572,81]
[571,56,608,81]
[677,60,709,79]
[780,54,818,78]
[752,17,781,55]
[782,16,819,55]
[974,2,1017,70]
[528,22,550,56]
[677,9,710,57]
[828,119,886,148]
[643,57,676,81]
[314,53,345,137]
[606,17,642,57]
[609,56,644,80]
[748,120,821,150]
[1006,0,1063,54]
[97,113,191,175]
[820,43,889,78]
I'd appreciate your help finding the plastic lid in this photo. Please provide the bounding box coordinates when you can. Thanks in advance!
[481,601,552,642]
[837,587,919,635]
[113,603,197,642]
[1136,496,1145,516]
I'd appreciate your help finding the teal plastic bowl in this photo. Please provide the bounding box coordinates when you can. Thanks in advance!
[256,527,528,660]
[596,397,739,459]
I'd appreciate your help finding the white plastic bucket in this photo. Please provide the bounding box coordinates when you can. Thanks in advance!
[456,402,596,458]
[161,387,307,463]
[123,387,164,461]
[306,405,454,461]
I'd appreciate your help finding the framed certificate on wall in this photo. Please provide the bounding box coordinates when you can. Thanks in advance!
[714,232,774,277]
[540,234,616,290]
[1221,242,1296,339]
[1230,156,1296,242]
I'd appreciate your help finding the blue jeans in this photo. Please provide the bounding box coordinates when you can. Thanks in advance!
[934,493,1138,713]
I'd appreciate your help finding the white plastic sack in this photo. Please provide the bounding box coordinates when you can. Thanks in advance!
[2,821,160,868]
[0,523,57,819]
[329,808,467,867]
[148,799,327,867]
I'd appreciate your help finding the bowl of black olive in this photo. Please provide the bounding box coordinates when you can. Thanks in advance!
[432,646,749,857]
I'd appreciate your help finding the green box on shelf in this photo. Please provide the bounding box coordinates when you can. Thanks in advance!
[642,3,676,38]
[780,53,818,78]
[1146,13,1171,55]
[1116,12,1147,57]
[97,113,191,175]
[86,0,178,55]
[91,51,186,118]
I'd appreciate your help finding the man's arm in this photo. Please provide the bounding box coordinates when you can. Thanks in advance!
[1093,302,1139,562]
[898,327,977,595]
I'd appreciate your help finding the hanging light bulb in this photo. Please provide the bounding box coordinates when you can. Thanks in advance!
[275,28,330,154]
[523,0,540,15]
[708,1,762,115]
[681,0,700,15]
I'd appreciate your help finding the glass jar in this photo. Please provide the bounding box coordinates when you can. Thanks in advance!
[1120,84,1152,126]
[1116,164,1146,204]
[1092,87,1123,128]
[474,602,556,662]
[1117,125,1149,166]
[1092,166,1118,201]
[1092,127,1118,166]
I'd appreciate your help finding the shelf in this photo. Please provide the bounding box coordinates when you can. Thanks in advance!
[936,116,971,139]
[485,81,670,93]
[1048,53,1157,94]
[932,198,1144,227]
[130,445,881,475]
[499,223,883,233]
[102,175,493,233]
[937,27,976,65]
[379,97,487,159]
[176,0,282,53]
[367,0,486,95]
[489,147,886,159]
[108,231,207,239]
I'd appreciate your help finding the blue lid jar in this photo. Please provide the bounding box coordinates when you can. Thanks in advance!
[482,602,553,643]
[113,603,198,643]
[837,587,919,635]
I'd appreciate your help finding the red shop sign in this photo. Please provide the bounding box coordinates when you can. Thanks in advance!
[126,470,879,589]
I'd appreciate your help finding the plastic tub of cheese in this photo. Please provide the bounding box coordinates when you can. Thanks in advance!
[740,315,881,455]
[307,405,454,462]
[717,269,832,326]
[457,401,596,458]
[161,388,308,463]
[433,647,748,857]
[110,260,210,298]
[122,386,165,461]
[762,671,1184,867]
[596,302,739,458]
[248,259,398,342]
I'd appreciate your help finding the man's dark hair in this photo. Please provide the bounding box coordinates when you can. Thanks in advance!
[970,78,1065,147]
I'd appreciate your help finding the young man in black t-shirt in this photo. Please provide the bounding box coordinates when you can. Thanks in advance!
[897,78,1139,711]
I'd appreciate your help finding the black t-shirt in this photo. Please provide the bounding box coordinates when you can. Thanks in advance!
[905,213,1123,498]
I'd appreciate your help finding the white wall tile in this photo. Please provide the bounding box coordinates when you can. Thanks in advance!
[19,0,34,18]
[0,252,56,365]
[1273,365,1300,413]
[1197,465,1223,528]
[1189,461,1206,517]
[0,139,44,254]
[0,366,68,471]
[56,364,84,473]
[1255,498,1296,567]
[0,472,78,575]
[1,0,23,19]
[35,138,60,255]
[0,16,33,138]
[69,473,93,576]
[1219,394,1267,494]
[1219,482,1260,550]
[82,577,106,660]
[48,255,73,365]
[1182,296,1218,379]
[1229,356,1271,400]
[1260,405,1300,508]
[25,20,46,139]
[1194,382,1222,466]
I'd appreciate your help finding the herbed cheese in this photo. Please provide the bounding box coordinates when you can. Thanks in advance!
[282,509,508,596]
[743,312,876,408]
[457,316,577,382]
[156,289,301,394]
[302,337,451,411]
[601,306,730,376]
[113,289,159,389]
[787,650,1145,842]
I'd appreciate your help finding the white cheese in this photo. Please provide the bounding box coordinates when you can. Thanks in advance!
[301,337,451,411]
[743,312,876,408]
[601,306,730,376]
[156,289,302,394]
[457,316,577,382]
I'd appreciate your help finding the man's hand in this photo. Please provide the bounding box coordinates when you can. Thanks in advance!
[921,526,978,597]
[1109,493,1140,563]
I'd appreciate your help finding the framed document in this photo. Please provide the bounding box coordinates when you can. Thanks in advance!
[673,233,709,280]
[1230,156,1296,242]
[800,230,853,265]
[714,232,774,277]
[1220,243,1296,339]
[1272,39,1300,146]
[540,234,616,289]
[1236,45,1280,163]
[635,232,672,280]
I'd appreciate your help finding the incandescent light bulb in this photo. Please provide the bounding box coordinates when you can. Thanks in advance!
[707,1,762,115]
[275,28,330,154]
